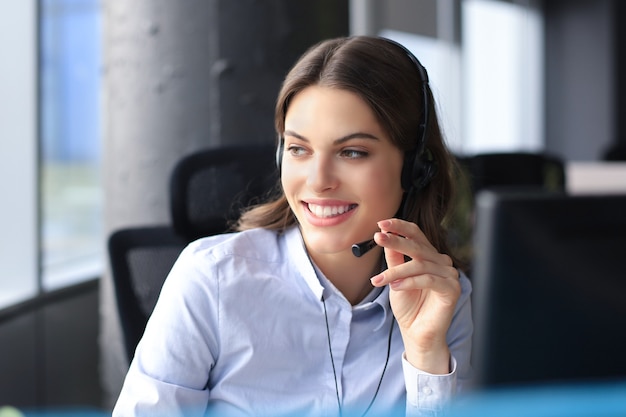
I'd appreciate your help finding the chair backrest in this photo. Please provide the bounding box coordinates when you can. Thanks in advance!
[169,144,279,241]
[108,225,188,362]
[110,144,278,362]
[458,152,566,195]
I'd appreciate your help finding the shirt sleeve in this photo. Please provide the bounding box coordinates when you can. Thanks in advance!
[402,355,457,417]
[402,273,474,417]
[112,366,210,417]
[113,243,220,417]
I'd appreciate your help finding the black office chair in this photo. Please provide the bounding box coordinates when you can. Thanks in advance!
[108,225,187,361]
[109,143,278,362]
[603,142,626,161]
[458,151,566,195]
[169,144,279,241]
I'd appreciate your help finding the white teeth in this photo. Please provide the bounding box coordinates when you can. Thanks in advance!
[308,203,352,218]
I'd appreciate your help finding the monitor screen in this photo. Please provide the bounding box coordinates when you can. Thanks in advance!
[470,191,626,388]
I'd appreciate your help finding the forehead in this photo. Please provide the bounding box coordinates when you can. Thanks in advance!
[284,86,384,135]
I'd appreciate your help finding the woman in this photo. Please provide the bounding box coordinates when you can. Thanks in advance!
[113,36,472,417]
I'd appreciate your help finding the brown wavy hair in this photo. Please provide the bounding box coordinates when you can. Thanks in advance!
[234,36,463,267]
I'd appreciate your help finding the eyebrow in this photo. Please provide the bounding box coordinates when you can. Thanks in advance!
[283,130,381,144]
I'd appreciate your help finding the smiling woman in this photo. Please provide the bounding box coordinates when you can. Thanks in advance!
[114,36,473,417]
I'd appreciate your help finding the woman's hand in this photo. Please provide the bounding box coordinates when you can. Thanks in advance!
[370,218,461,374]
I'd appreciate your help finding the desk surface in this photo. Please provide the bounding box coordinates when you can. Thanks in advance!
[566,161,626,195]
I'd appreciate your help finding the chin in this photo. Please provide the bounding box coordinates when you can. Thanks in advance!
[302,233,352,255]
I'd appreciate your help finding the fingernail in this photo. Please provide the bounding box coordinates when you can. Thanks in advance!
[370,275,383,286]
[390,279,404,290]
[378,219,391,228]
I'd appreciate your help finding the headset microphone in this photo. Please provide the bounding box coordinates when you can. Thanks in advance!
[352,239,377,257]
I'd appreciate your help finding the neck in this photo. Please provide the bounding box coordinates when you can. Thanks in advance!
[311,247,383,305]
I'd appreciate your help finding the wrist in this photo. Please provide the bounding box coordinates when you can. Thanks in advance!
[404,343,451,375]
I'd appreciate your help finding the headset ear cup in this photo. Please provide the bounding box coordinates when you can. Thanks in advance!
[275,138,284,172]
[416,160,437,190]
[401,152,419,191]
[402,149,437,192]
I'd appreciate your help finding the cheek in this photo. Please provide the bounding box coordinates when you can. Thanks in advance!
[280,170,299,206]
[280,174,291,197]
[361,167,404,210]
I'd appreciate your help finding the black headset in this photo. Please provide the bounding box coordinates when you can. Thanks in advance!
[275,37,437,196]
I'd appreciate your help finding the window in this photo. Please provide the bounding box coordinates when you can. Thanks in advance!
[0,0,38,308]
[0,0,102,310]
[462,0,544,154]
[40,0,103,290]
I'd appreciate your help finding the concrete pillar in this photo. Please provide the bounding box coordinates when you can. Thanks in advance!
[100,0,348,408]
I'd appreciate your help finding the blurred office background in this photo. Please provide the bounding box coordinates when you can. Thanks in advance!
[1,0,625,412]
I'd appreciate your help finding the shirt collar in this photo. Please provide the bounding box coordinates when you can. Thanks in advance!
[283,226,392,329]
[283,226,325,301]
[360,285,392,331]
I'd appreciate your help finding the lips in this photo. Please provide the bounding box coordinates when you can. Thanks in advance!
[307,202,357,218]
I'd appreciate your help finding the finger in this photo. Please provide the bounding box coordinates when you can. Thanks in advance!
[375,232,406,268]
[379,260,457,284]
[374,230,452,267]
[378,218,434,250]
[370,259,457,287]
[389,273,461,307]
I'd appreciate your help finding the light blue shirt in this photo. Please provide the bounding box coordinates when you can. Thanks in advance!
[113,226,473,417]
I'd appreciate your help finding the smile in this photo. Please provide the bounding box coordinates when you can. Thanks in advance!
[307,203,356,218]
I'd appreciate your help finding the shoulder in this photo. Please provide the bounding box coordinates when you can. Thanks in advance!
[162,226,312,302]
[159,228,287,301]
[180,227,286,269]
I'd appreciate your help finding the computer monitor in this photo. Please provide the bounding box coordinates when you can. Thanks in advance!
[471,190,626,388]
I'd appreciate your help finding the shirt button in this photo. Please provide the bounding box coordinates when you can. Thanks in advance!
[422,386,433,396]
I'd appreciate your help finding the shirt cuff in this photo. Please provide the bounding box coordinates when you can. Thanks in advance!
[402,353,457,415]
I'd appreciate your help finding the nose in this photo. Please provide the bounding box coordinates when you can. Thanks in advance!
[306,154,338,193]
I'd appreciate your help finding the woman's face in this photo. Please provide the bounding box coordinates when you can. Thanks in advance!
[281,85,404,257]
